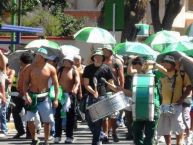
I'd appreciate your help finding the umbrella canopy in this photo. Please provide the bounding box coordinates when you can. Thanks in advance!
[60,45,80,57]
[74,27,116,44]
[186,23,193,37]
[113,42,158,60]
[161,41,193,56]
[144,30,180,52]
[7,50,34,73]
[25,39,61,56]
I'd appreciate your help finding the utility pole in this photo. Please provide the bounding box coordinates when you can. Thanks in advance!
[10,0,17,52]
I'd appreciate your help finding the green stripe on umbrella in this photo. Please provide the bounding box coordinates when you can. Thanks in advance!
[113,42,158,60]
[25,39,60,50]
[144,30,180,52]
[74,27,116,44]
[25,39,61,56]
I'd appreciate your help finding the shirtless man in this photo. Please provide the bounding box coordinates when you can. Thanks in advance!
[23,48,59,145]
[0,51,8,137]
[55,55,80,144]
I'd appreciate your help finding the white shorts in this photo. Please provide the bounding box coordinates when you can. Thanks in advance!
[157,104,185,136]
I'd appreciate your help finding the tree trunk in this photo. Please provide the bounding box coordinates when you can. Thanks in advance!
[150,0,162,32]
[162,0,182,30]
[150,0,182,32]
[121,0,148,42]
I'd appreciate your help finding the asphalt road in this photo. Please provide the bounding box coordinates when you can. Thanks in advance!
[0,121,176,145]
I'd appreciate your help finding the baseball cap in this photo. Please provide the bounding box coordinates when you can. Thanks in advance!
[63,55,74,63]
[36,47,48,59]
[163,55,176,65]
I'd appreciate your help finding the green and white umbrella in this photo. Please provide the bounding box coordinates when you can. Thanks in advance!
[144,30,180,52]
[113,42,158,60]
[25,39,61,56]
[60,45,80,56]
[74,27,116,44]
[160,41,193,56]
[186,23,193,37]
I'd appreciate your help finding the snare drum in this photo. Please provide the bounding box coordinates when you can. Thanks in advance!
[132,74,155,121]
[87,91,129,122]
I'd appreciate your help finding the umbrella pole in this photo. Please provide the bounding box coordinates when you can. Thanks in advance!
[112,2,116,40]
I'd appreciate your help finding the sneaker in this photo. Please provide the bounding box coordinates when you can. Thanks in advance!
[97,141,103,145]
[31,139,40,145]
[54,137,61,143]
[0,133,7,138]
[158,136,165,143]
[13,132,25,139]
[65,137,74,144]
[112,133,119,142]
[48,136,53,141]
[101,136,109,144]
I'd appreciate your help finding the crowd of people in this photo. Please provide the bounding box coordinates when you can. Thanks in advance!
[0,44,193,145]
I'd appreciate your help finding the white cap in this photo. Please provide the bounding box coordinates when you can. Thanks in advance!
[63,55,74,62]
[163,55,175,63]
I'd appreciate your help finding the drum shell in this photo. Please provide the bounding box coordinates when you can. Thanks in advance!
[132,74,155,121]
[87,91,128,122]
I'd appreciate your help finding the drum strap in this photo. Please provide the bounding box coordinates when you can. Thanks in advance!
[169,70,177,104]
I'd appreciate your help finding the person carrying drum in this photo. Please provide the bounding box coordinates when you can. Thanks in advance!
[127,56,165,145]
[23,48,59,145]
[102,44,124,143]
[83,48,117,145]
[156,55,192,145]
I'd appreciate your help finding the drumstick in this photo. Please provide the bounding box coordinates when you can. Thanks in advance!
[101,77,117,90]
[93,77,98,91]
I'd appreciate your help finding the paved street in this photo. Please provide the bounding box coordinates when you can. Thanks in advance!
[0,121,177,145]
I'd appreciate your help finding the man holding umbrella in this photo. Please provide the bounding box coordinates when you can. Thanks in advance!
[23,48,59,145]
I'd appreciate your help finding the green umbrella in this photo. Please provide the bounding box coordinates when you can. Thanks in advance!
[113,42,158,60]
[25,39,61,56]
[144,30,180,52]
[161,41,193,56]
[186,23,193,37]
[74,27,116,44]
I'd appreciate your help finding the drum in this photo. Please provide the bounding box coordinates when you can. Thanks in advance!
[87,91,129,122]
[132,74,155,121]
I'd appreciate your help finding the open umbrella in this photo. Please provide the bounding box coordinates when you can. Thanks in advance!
[144,30,180,52]
[113,42,158,60]
[60,45,80,56]
[25,39,61,56]
[186,23,193,37]
[161,41,193,56]
[74,27,116,44]
[7,50,34,73]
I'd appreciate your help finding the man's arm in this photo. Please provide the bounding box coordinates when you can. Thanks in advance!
[7,69,15,87]
[72,69,80,95]
[84,78,98,98]
[23,66,32,104]
[50,66,59,108]
[116,59,125,88]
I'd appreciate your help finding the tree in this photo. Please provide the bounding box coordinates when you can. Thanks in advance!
[97,0,183,42]
[150,0,182,32]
